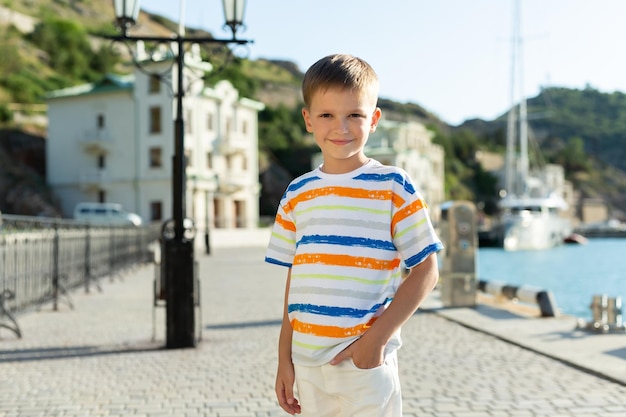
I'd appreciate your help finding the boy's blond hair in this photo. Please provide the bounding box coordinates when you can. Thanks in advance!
[302,54,380,108]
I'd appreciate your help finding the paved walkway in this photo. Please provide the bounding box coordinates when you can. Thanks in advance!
[1,231,625,416]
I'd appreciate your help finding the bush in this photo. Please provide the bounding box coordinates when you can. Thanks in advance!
[0,104,13,123]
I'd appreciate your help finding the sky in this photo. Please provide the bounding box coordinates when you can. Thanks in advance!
[139,0,626,126]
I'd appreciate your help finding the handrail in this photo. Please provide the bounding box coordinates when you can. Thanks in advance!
[0,214,160,338]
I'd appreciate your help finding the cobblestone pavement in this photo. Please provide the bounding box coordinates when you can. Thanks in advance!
[1,244,625,416]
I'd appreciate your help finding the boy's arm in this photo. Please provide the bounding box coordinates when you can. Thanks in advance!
[331,253,439,369]
[275,268,301,415]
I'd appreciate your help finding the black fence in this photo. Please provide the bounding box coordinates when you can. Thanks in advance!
[0,214,160,337]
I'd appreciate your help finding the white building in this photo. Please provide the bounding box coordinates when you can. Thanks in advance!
[312,119,445,220]
[46,46,264,232]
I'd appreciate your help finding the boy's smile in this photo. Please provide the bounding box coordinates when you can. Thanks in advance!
[302,88,381,174]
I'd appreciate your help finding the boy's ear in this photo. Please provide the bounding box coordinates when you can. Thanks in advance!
[370,107,382,132]
[302,107,314,133]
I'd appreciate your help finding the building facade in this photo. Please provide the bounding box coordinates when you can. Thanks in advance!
[46,47,264,232]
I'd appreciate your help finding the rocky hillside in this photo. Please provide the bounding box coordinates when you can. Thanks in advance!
[0,128,60,216]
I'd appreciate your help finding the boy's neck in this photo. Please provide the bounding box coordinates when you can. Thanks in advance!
[321,156,370,175]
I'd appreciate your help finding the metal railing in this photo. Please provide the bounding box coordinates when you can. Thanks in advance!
[0,214,160,338]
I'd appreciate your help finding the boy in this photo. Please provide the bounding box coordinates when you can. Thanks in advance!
[265,54,443,416]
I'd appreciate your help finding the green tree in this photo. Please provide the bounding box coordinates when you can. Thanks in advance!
[27,17,116,82]
[258,104,307,151]
[0,103,12,123]
[204,57,260,99]
[4,73,40,103]
[554,136,591,173]
[90,45,120,78]
[430,125,485,200]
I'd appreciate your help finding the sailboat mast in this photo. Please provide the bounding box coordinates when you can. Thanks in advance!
[505,0,529,198]
[505,0,519,197]
[517,1,529,197]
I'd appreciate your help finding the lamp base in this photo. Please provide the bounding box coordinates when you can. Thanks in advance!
[163,238,196,349]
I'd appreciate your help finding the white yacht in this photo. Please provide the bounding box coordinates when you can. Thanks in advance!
[498,194,571,251]
[495,0,572,251]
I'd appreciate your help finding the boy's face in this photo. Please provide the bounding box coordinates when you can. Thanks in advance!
[302,87,381,174]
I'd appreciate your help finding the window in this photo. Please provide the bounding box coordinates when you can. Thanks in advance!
[97,114,105,129]
[235,200,245,228]
[150,201,162,221]
[185,149,193,167]
[149,106,161,134]
[98,155,105,169]
[207,113,214,131]
[225,117,232,138]
[98,190,106,203]
[242,156,247,171]
[207,152,213,169]
[149,75,160,94]
[242,120,248,135]
[149,147,162,168]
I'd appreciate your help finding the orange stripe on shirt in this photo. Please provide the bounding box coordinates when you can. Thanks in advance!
[391,199,426,232]
[391,192,406,208]
[284,187,396,213]
[291,317,377,338]
[275,213,296,232]
[294,253,401,270]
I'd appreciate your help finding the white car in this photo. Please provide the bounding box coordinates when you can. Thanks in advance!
[73,202,142,226]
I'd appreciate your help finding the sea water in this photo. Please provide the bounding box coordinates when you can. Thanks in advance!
[477,238,626,319]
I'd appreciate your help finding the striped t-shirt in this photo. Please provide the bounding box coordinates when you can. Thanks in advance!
[265,159,443,366]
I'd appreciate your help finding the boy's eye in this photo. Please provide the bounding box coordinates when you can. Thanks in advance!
[318,113,365,119]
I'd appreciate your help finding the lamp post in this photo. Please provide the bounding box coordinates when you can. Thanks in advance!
[109,0,251,349]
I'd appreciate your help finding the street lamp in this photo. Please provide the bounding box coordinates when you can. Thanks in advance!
[109,0,251,349]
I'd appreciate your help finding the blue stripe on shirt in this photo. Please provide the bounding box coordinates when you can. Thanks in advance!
[404,242,444,268]
[289,299,391,318]
[265,257,292,268]
[286,176,321,194]
[354,172,415,194]
[297,234,396,251]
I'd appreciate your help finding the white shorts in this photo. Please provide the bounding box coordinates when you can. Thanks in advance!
[293,352,402,417]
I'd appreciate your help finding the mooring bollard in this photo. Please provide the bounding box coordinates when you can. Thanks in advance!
[590,294,608,324]
[578,294,625,333]
[607,296,623,328]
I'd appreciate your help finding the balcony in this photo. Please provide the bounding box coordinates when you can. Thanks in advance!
[217,131,248,155]
[79,170,109,190]
[80,129,113,154]
[218,172,250,193]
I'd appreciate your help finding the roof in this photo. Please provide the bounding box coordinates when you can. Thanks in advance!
[45,74,135,100]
